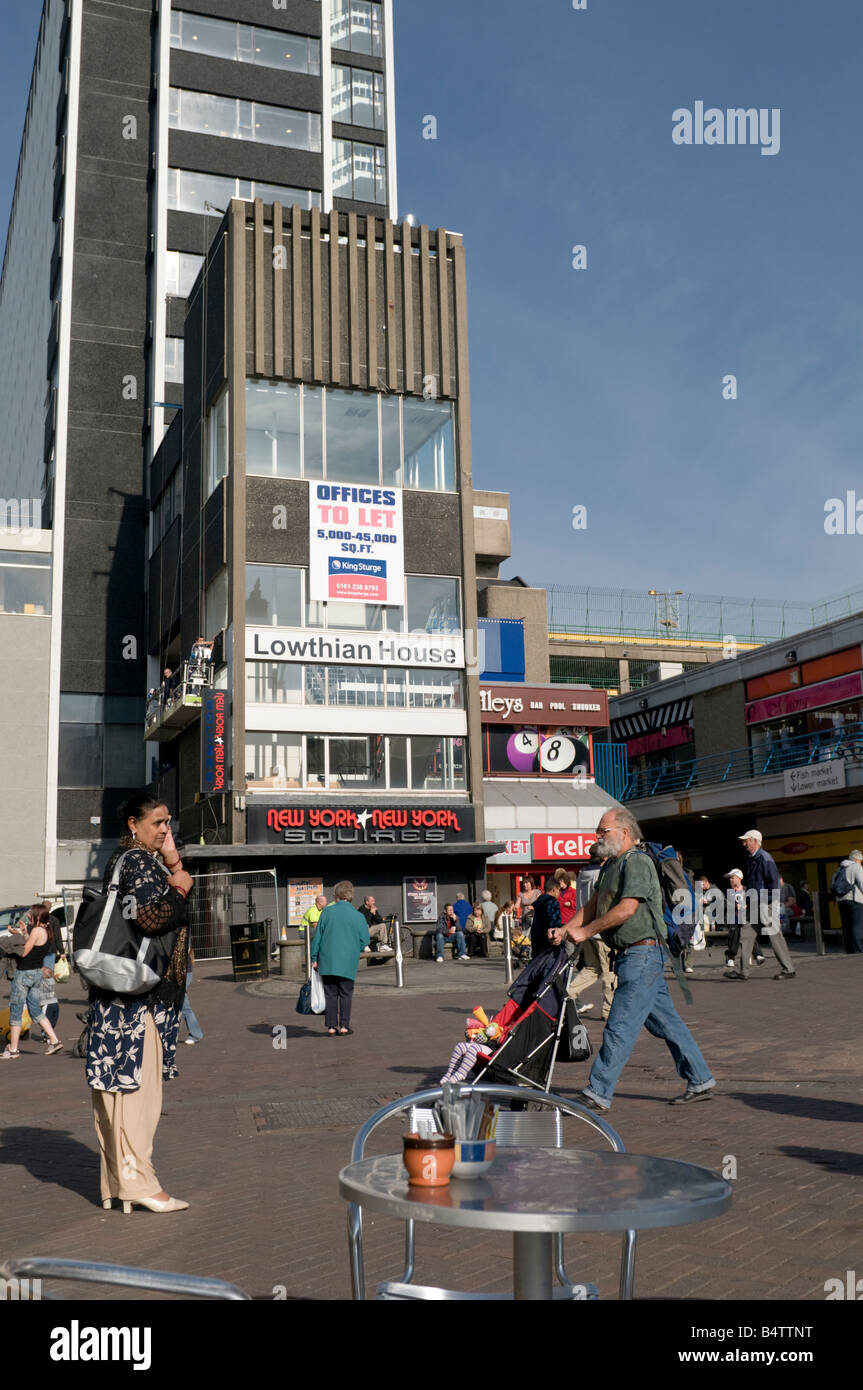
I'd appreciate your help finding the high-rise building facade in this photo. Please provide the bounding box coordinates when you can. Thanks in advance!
[0,0,397,889]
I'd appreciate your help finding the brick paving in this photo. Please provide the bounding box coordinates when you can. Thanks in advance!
[2,941,861,1302]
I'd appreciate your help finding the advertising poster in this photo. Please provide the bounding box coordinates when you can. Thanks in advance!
[200,688,230,794]
[403,876,438,924]
[289,879,324,927]
[308,481,405,605]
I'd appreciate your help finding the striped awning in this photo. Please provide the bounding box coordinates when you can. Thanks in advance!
[611,697,692,741]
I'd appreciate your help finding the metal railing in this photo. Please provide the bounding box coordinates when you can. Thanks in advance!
[622,720,863,801]
[188,868,280,959]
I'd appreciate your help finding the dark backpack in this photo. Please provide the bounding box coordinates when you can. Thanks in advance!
[636,842,697,958]
[829,865,851,901]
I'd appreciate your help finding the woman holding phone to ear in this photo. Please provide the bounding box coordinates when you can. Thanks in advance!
[87,793,193,1214]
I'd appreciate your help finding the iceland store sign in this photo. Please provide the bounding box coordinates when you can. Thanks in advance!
[309,482,405,605]
[201,689,230,794]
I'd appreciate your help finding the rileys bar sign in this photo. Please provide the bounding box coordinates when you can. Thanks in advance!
[249,803,475,846]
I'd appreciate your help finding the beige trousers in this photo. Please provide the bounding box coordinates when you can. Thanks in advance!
[567,938,617,1016]
[92,1013,163,1201]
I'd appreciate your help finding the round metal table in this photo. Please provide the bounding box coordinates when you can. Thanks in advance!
[339,1147,732,1300]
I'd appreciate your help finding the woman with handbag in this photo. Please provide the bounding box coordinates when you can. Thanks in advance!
[87,793,192,1213]
[1,905,64,1058]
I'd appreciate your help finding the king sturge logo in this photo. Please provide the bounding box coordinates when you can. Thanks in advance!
[266,806,464,846]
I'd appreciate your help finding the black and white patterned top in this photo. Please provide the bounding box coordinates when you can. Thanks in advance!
[85,847,190,1093]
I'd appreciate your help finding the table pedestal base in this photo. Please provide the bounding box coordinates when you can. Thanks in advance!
[513,1232,554,1300]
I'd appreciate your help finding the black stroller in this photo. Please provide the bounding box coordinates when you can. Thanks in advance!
[471,946,591,1093]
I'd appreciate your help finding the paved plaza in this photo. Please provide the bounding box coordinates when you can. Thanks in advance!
[2,941,861,1302]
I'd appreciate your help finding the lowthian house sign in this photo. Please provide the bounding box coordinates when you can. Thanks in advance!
[479,684,608,726]
[783,760,847,798]
[248,803,476,846]
[246,627,465,670]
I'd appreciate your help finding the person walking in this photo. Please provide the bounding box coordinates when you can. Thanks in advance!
[739,830,796,979]
[87,793,192,1213]
[566,842,616,1018]
[555,808,715,1113]
[1,905,64,1059]
[529,880,562,959]
[310,881,369,1035]
[833,849,863,953]
[181,948,204,1045]
[434,903,468,962]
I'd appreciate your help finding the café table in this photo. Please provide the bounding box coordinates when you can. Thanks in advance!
[339,1146,732,1300]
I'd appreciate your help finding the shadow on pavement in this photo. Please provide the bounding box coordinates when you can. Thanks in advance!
[0,1125,98,1200]
[779,1145,863,1174]
[728,1092,863,1123]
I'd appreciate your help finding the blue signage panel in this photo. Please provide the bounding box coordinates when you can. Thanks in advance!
[201,688,231,794]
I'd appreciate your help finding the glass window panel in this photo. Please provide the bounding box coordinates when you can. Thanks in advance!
[325,388,379,484]
[245,662,302,705]
[381,393,400,486]
[169,89,321,152]
[383,602,404,632]
[385,668,406,707]
[204,568,228,635]
[306,735,326,787]
[406,575,461,634]
[167,169,320,215]
[206,390,229,496]
[375,146,387,203]
[388,735,408,788]
[165,338,184,383]
[104,725,144,787]
[410,736,466,791]
[351,142,377,202]
[332,66,352,122]
[165,250,204,298]
[172,12,320,74]
[304,666,326,705]
[327,666,384,706]
[245,732,302,789]
[253,180,321,211]
[104,695,142,723]
[321,599,384,631]
[246,381,301,478]
[403,398,455,491]
[351,1,373,54]
[58,724,101,787]
[408,669,463,709]
[60,694,103,722]
[0,553,51,615]
[245,565,302,626]
[332,140,353,197]
[303,386,323,478]
[328,736,374,789]
[350,69,376,127]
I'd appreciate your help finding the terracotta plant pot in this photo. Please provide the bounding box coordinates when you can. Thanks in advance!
[402,1132,455,1187]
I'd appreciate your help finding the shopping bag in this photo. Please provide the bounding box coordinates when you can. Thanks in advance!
[310,969,326,1014]
[296,980,313,1015]
[53,957,71,983]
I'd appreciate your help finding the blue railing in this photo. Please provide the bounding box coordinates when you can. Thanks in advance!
[622,720,863,801]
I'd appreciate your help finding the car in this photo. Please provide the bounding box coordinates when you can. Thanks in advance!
[0,905,29,933]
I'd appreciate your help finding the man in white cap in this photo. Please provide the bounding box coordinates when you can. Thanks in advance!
[739,830,795,979]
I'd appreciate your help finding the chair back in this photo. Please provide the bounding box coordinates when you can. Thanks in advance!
[494,1107,562,1148]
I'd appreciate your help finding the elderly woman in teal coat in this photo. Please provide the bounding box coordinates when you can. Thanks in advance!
[310,881,370,1035]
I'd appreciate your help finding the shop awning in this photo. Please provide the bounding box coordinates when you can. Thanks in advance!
[483,779,620,864]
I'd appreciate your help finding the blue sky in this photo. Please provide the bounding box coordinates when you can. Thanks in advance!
[2,0,862,603]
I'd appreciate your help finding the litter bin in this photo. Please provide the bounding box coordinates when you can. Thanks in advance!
[230,922,269,982]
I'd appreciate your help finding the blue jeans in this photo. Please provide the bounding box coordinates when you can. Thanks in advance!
[435,929,466,959]
[10,968,46,1026]
[181,970,203,1040]
[585,945,714,1106]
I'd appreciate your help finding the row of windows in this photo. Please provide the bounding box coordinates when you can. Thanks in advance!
[168,87,321,153]
[333,139,387,203]
[332,0,384,56]
[246,565,462,635]
[246,663,464,709]
[333,65,385,130]
[237,382,455,491]
[166,168,321,218]
[170,10,321,74]
[151,468,182,552]
[246,732,465,792]
[165,250,204,298]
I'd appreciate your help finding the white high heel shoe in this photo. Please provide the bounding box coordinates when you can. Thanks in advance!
[121,1195,189,1213]
[102,1198,114,1210]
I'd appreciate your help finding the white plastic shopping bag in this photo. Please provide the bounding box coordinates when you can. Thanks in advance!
[310,969,326,1014]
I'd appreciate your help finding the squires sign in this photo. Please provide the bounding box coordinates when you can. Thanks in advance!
[248,803,475,846]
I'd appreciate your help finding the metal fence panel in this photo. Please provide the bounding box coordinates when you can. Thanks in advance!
[187,870,280,961]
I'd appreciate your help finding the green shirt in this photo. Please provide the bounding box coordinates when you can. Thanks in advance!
[594,849,666,950]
